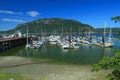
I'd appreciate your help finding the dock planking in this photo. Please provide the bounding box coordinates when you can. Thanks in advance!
[0,37,27,53]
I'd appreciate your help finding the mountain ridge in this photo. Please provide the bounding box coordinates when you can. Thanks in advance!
[0,18,94,34]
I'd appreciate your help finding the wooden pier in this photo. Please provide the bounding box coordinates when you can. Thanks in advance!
[0,37,26,53]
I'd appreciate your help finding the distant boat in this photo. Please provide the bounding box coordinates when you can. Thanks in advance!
[60,41,74,49]
[31,40,42,49]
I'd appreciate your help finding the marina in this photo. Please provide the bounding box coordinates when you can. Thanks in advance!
[1,34,120,65]
[0,0,120,80]
[0,32,119,53]
[31,32,118,49]
[0,29,120,66]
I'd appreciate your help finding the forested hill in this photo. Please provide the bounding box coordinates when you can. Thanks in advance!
[94,28,120,34]
[0,18,94,34]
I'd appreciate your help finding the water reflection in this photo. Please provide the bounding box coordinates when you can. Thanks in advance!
[0,42,116,65]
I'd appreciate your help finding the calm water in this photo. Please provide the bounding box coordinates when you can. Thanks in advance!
[1,40,120,65]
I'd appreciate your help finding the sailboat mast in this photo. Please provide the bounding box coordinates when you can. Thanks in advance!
[109,26,112,42]
[62,24,63,35]
[27,25,28,45]
[104,21,106,37]
[79,26,80,37]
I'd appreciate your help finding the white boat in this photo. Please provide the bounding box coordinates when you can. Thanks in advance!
[104,42,113,48]
[61,42,70,49]
[25,44,31,48]
[48,35,58,44]
[72,40,79,48]
[61,42,74,49]
[81,38,90,44]
[73,44,79,48]
[32,40,42,49]
[91,36,97,44]
[58,37,74,49]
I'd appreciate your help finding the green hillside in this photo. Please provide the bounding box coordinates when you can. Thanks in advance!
[0,18,94,34]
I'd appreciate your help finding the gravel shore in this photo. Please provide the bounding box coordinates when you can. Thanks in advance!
[0,56,31,67]
[0,56,109,80]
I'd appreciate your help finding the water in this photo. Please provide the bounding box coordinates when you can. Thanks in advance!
[1,40,120,65]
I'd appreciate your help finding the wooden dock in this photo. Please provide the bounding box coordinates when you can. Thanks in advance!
[0,37,27,53]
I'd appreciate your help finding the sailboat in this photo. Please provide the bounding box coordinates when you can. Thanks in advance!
[104,26,114,47]
[25,25,31,48]
[103,22,114,48]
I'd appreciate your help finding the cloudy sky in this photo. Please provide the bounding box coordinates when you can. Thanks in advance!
[0,0,120,31]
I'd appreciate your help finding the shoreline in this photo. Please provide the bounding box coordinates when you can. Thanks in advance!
[0,56,110,80]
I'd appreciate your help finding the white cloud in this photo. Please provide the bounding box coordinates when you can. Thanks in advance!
[0,10,23,14]
[1,18,25,22]
[26,11,39,17]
